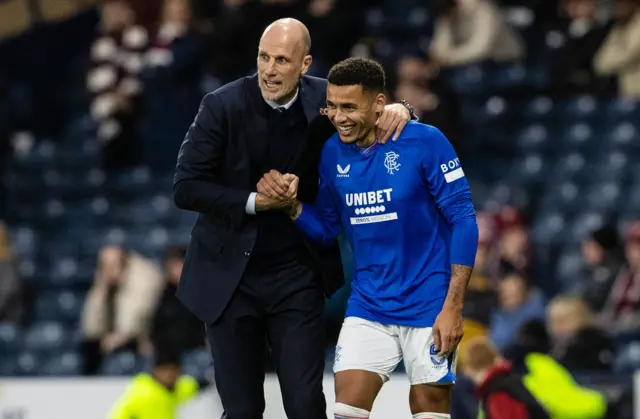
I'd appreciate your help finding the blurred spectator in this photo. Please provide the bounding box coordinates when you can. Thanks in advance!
[466,335,611,419]
[579,226,624,311]
[394,55,461,147]
[593,0,640,98]
[81,245,164,375]
[0,222,23,324]
[489,272,546,350]
[462,336,548,419]
[87,0,150,171]
[429,0,525,68]
[146,245,205,355]
[599,222,640,333]
[548,0,615,96]
[547,296,615,371]
[301,0,359,77]
[495,206,531,278]
[140,0,206,169]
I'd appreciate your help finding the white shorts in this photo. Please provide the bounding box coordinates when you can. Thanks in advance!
[333,316,458,385]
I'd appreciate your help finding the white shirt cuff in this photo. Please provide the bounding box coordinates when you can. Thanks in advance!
[246,192,257,215]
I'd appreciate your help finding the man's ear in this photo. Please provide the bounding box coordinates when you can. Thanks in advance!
[375,93,386,113]
[301,55,313,75]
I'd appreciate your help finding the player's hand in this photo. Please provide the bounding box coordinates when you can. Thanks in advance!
[285,175,299,199]
[432,306,464,357]
[376,103,410,144]
[258,170,293,200]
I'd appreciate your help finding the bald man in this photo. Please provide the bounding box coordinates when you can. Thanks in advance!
[174,18,416,419]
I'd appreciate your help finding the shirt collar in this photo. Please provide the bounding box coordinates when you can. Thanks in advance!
[265,88,299,110]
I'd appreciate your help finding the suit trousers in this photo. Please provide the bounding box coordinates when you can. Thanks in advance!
[206,261,327,419]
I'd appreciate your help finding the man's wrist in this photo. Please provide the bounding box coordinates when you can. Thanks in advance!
[442,300,463,313]
[399,100,419,121]
[288,201,303,220]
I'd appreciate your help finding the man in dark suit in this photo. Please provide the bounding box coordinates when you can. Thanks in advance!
[173,18,413,419]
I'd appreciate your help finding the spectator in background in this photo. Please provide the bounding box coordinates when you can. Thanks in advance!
[429,0,525,69]
[547,296,615,371]
[593,0,640,98]
[599,222,640,333]
[81,245,164,375]
[0,222,23,324]
[579,225,624,311]
[462,336,549,419]
[489,273,546,350]
[87,0,150,171]
[140,0,206,170]
[495,206,531,278]
[548,0,615,96]
[394,54,461,147]
[146,245,205,355]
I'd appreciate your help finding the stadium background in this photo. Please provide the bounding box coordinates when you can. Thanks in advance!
[0,0,639,417]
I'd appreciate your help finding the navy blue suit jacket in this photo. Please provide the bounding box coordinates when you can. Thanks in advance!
[173,74,344,323]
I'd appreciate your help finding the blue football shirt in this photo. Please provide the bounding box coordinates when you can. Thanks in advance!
[296,121,476,327]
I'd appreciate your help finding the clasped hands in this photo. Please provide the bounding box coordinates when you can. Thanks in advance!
[255,170,300,214]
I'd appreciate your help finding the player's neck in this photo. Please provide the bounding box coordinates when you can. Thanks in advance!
[355,129,376,148]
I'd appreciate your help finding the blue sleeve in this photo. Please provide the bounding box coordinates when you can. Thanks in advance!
[421,126,478,267]
[295,154,343,246]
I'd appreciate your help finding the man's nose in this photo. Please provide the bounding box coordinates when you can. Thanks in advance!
[333,111,347,123]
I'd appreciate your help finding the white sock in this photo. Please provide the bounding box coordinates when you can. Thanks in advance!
[334,402,370,418]
[412,413,451,419]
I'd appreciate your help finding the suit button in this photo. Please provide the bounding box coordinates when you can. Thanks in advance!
[244,251,251,257]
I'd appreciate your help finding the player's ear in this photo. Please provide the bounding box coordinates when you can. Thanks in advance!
[301,55,312,75]
[374,93,386,113]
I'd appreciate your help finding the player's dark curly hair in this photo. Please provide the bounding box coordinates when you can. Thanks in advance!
[327,57,386,94]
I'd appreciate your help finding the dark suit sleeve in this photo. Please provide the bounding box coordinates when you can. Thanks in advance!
[173,92,251,225]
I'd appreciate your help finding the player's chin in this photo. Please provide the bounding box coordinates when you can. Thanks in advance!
[338,134,357,144]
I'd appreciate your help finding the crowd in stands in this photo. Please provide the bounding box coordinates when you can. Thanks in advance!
[1,0,640,416]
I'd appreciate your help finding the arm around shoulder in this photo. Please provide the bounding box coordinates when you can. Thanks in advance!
[173,92,252,225]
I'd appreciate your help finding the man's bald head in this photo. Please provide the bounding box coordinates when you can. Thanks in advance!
[257,18,313,105]
[261,18,311,56]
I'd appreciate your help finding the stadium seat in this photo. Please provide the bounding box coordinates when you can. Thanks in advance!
[515,124,549,154]
[100,351,144,376]
[521,96,555,122]
[23,322,70,352]
[41,351,82,376]
[559,122,596,152]
[584,182,622,212]
[602,99,640,122]
[182,349,212,382]
[16,351,42,376]
[531,211,566,246]
[0,323,22,354]
[560,95,598,121]
[34,291,85,324]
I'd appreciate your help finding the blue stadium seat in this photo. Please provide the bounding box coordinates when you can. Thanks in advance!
[602,99,640,122]
[614,342,640,373]
[449,65,487,95]
[559,122,596,151]
[554,248,583,290]
[539,181,580,214]
[41,351,82,376]
[515,124,549,154]
[547,153,586,182]
[182,349,212,382]
[100,351,144,376]
[34,291,85,324]
[626,184,640,210]
[584,182,622,212]
[507,153,546,184]
[16,351,42,376]
[565,212,606,245]
[23,322,70,352]
[10,226,37,258]
[0,323,22,354]
[521,96,555,122]
[604,121,640,152]
[531,211,566,246]
[560,95,598,121]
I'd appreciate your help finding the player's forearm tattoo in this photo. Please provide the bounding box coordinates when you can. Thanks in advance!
[444,264,473,310]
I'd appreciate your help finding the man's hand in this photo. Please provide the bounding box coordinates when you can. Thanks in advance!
[376,103,411,143]
[258,170,297,200]
[432,305,464,357]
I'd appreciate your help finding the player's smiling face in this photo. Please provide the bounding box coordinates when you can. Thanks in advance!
[326,84,385,146]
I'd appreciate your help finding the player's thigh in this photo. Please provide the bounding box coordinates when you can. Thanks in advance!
[399,325,458,386]
[334,317,402,409]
